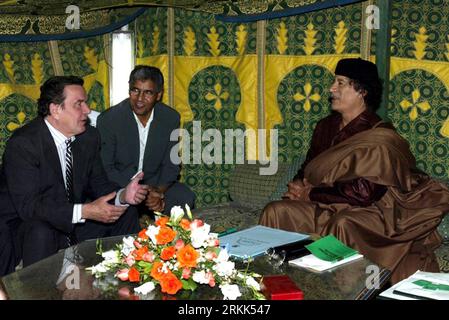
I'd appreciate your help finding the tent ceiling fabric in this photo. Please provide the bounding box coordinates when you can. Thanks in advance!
[0,0,347,16]
[0,0,362,38]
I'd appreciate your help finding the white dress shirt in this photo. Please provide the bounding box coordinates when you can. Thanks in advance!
[45,120,126,224]
[133,109,154,172]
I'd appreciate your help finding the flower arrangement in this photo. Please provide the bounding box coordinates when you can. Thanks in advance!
[88,205,265,300]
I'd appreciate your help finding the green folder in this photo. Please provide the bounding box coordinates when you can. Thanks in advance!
[305,235,358,262]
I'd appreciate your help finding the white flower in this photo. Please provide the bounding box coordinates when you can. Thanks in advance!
[145,225,160,245]
[134,281,156,295]
[87,262,109,277]
[213,260,235,277]
[101,250,120,265]
[220,284,242,300]
[215,248,230,263]
[170,206,184,224]
[190,223,211,248]
[245,276,260,291]
[121,236,135,256]
[206,233,219,247]
[192,270,209,284]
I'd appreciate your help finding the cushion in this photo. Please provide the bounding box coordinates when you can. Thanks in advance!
[269,157,304,201]
[438,214,449,242]
[193,202,261,233]
[229,162,290,209]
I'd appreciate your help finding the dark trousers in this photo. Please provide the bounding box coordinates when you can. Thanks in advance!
[0,219,21,277]
[164,182,196,213]
[20,205,139,267]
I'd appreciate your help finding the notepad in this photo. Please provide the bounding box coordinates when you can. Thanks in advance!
[288,252,363,272]
[219,225,309,259]
[305,235,359,262]
[379,270,449,300]
[288,235,362,272]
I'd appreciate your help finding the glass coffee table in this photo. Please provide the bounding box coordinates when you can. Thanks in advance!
[0,235,391,300]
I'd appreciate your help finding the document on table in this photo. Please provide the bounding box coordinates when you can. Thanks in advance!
[289,252,363,272]
[379,270,449,300]
[219,225,309,259]
[288,235,363,272]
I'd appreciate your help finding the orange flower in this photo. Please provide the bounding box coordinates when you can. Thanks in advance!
[150,261,166,281]
[155,216,169,227]
[161,246,176,260]
[180,219,191,230]
[133,246,149,261]
[156,226,176,245]
[138,229,148,240]
[128,267,140,282]
[177,244,199,268]
[159,272,183,295]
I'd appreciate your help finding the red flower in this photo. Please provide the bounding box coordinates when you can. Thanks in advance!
[150,261,165,281]
[156,226,176,245]
[128,267,140,282]
[180,219,191,231]
[161,246,176,260]
[155,216,169,227]
[177,244,199,268]
[133,246,149,261]
[160,272,183,295]
[138,229,148,240]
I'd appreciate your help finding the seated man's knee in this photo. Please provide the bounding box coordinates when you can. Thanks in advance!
[262,200,290,215]
[165,182,195,208]
[327,212,353,232]
[21,220,60,266]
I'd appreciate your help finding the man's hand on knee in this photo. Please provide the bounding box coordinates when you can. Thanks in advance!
[82,192,127,223]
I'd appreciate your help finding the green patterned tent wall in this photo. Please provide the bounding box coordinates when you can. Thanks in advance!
[1,0,448,209]
[0,35,109,159]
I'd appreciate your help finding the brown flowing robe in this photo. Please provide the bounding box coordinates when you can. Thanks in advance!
[260,124,449,284]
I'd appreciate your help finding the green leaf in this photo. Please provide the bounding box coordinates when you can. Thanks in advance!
[181,279,198,291]
[137,261,153,270]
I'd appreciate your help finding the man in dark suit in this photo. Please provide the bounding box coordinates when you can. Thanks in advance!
[0,76,149,271]
[0,164,21,277]
[97,65,195,216]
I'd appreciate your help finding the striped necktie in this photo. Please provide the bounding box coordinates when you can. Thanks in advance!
[65,139,73,202]
[65,138,78,246]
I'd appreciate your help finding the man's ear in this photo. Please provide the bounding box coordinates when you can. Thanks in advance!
[49,102,60,118]
[157,90,164,102]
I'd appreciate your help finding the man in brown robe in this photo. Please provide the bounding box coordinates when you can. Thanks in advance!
[259,58,449,284]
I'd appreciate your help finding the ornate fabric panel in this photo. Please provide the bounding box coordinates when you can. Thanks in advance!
[387,0,449,180]
[0,35,109,159]
[0,41,52,158]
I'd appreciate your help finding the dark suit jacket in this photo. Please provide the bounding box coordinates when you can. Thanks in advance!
[1,117,119,235]
[96,99,181,188]
[0,164,21,276]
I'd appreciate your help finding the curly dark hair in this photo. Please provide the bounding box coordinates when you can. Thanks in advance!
[37,76,84,117]
[128,65,164,92]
